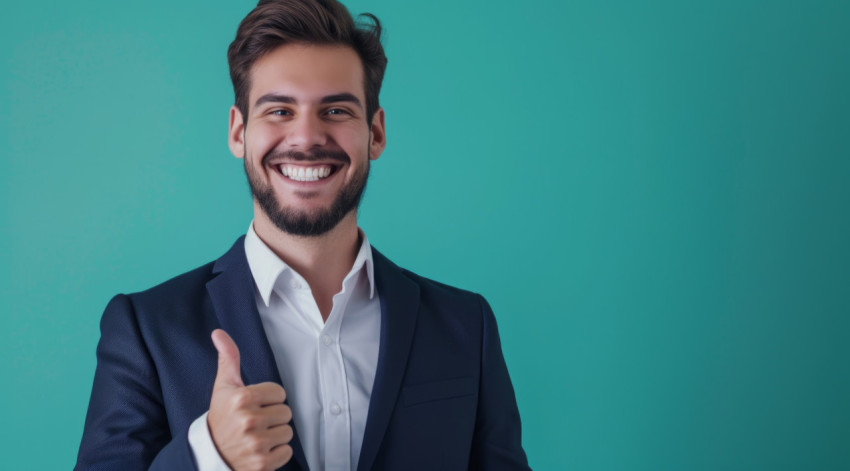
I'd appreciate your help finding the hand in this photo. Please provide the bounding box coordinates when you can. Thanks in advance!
[208,329,294,471]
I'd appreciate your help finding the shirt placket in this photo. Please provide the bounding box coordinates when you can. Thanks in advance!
[318,287,354,470]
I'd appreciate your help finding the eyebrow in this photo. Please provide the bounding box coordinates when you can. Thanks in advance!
[254,92,363,109]
[320,93,362,108]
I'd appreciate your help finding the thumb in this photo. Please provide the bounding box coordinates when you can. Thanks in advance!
[212,329,244,388]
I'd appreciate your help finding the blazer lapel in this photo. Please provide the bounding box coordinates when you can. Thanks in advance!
[207,236,310,471]
[357,248,421,471]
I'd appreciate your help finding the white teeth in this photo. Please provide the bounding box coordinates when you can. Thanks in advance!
[279,164,334,182]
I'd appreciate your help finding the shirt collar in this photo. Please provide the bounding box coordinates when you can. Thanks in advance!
[244,222,375,307]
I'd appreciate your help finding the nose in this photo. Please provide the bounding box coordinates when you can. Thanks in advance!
[285,113,327,150]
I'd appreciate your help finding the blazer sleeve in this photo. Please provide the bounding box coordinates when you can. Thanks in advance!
[469,295,532,470]
[74,294,198,471]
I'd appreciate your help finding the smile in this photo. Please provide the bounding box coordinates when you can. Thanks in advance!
[276,164,338,182]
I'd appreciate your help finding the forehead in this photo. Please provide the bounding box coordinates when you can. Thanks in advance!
[248,43,365,105]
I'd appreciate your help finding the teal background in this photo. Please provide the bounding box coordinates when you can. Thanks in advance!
[1,0,848,469]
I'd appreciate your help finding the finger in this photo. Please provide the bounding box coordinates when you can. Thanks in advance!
[268,423,294,444]
[268,444,294,468]
[260,404,293,426]
[245,382,287,406]
[212,329,244,388]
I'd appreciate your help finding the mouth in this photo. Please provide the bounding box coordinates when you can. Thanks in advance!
[273,163,341,182]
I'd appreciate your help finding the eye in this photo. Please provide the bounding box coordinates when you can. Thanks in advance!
[325,108,351,117]
[270,109,292,117]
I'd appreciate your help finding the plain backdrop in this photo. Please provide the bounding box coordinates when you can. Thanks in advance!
[1,0,849,469]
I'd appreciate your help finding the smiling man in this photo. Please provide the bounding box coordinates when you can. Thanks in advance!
[240,44,380,242]
[75,1,530,470]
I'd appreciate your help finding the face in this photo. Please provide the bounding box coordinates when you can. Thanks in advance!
[228,43,386,237]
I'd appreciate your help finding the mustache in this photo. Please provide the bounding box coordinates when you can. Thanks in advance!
[262,148,350,166]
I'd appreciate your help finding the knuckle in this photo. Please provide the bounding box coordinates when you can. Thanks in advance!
[233,389,254,408]
[240,414,261,431]
[247,435,266,454]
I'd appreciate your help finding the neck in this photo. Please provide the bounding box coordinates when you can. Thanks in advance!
[252,202,361,320]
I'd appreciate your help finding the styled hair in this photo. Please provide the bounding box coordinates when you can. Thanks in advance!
[227,0,387,123]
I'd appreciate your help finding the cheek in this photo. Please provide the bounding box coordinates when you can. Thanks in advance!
[246,124,282,159]
[335,128,371,156]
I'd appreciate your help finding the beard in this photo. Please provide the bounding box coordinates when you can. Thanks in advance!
[244,147,370,237]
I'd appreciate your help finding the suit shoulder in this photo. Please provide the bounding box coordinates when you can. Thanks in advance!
[399,267,485,309]
[125,260,217,309]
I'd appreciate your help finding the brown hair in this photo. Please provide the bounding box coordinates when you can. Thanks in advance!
[227,0,387,123]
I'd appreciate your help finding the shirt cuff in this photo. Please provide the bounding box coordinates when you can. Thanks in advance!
[188,411,232,471]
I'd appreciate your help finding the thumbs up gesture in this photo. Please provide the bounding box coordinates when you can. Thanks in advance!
[208,329,294,471]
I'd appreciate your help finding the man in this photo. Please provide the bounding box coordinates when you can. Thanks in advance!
[75,0,530,470]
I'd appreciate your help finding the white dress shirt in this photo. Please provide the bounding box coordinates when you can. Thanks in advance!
[188,224,382,471]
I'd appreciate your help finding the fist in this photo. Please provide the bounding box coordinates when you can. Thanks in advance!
[208,329,294,471]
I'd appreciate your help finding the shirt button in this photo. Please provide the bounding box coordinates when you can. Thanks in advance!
[321,335,333,346]
[289,279,301,289]
[330,403,342,415]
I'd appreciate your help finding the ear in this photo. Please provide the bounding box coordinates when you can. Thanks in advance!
[368,107,386,161]
[228,105,246,159]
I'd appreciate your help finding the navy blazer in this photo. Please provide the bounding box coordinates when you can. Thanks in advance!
[75,237,530,470]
